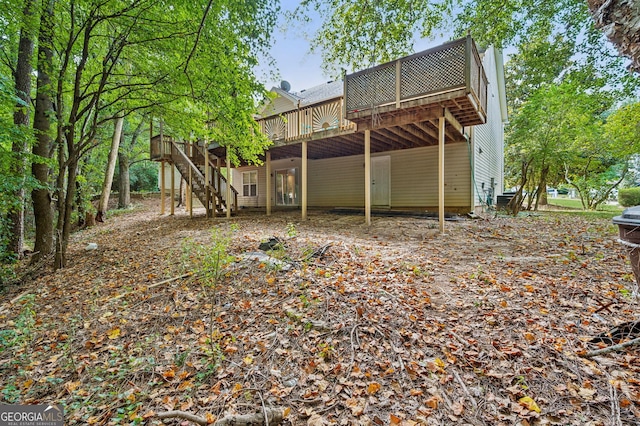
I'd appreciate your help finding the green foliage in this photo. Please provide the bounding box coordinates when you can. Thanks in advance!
[286,222,297,238]
[618,188,640,207]
[0,74,38,263]
[129,161,158,192]
[180,228,234,286]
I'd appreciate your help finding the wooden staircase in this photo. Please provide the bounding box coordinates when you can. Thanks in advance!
[154,138,238,217]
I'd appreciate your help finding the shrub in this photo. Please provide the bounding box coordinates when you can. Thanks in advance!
[618,187,640,207]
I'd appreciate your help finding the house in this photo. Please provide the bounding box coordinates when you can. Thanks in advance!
[234,37,507,225]
[151,36,507,232]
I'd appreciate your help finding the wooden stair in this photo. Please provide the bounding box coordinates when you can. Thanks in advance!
[168,140,238,217]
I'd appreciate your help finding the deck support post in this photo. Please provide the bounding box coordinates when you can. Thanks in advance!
[266,151,272,216]
[364,130,371,226]
[170,163,175,216]
[160,161,165,215]
[438,112,445,234]
[205,147,211,218]
[188,167,193,218]
[302,141,308,220]
[226,154,232,219]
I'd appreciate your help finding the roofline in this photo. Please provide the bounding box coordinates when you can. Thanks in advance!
[493,46,509,123]
[270,86,301,103]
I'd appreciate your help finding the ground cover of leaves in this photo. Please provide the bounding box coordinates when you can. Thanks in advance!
[1,197,639,425]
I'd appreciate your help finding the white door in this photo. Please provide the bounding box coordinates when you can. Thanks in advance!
[371,156,390,207]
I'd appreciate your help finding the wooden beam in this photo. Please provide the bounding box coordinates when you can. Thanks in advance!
[400,123,437,145]
[438,113,445,234]
[160,161,165,215]
[357,106,443,132]
[170,163,175,216]
[205,147,211,218]
[365,130,371,226]
[226,155,231,219]
[444,108,464,137]
[385,126,424,147]
[302,140,308,220]
[266,151,272,216]
[375,128,412,148]
[348,89,467,121]
[413,121,439,140]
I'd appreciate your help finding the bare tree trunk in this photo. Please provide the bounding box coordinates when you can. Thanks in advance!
[9,0,36,259]
[117,151,130,209]
[55,158,78,269]
[96,116,124,222]
[31,0,55,264]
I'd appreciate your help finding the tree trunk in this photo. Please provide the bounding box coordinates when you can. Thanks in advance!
[96,116,124,222]
[55,158,78,269]
[117,151,130,209]
[9,0,36,259]
[535,165,549,209]
[31,0,55,264]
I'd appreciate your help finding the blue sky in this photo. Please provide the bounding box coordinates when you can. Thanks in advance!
[260,1,451,93]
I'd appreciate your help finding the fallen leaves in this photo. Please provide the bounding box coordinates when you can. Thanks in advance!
[1,200,639,425]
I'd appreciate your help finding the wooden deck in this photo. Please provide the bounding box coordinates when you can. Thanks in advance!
[255,36,487,161]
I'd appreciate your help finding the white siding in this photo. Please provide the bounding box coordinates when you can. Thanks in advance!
[157,163,182,193]
[260,96,296,117]
[472,46,505,209]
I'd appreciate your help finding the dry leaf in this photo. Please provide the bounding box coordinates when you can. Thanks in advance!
[367,382,381,395]
[518,396,541,413]
[106,327,121,339]
[345,398,365,416]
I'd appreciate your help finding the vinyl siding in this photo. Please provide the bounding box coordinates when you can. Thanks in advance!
[237,145,471,211]
[234,158,302,207]
[472,46,505,208]
[260,96,296,117]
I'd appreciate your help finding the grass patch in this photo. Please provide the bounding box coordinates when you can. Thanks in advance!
[547,197,623,212]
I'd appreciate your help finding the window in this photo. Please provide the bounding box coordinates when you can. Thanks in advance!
[242,171,257,197]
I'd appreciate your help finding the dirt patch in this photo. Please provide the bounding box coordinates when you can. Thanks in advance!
[1,198,639,425]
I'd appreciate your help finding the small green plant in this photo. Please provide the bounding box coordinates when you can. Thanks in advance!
[317,342,334,360]
[180,228,234,286]
[619,287,632,299]
[286,222,297,238]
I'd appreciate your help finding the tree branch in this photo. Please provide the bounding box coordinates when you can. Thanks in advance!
[582,336,640,358]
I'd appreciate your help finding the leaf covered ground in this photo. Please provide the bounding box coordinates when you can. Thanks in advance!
[1,197,639,425]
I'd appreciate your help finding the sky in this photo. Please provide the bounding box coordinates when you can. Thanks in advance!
[260,1,452,93]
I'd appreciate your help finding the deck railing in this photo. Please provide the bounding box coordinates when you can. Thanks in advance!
[257,98,356,142]
[345,36,488,124]
[150,135,172,161]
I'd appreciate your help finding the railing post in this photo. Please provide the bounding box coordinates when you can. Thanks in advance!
[342,69,347,118]
[395,60,401,108]
[465,35,472,94]
[226,154,232,219]
[205,141,211,218]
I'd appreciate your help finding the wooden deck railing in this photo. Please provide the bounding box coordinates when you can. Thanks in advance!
[258,98,356,142]
[344,36,488,126]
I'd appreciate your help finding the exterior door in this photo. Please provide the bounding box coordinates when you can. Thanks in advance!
[276,168,298,206]
[371,156,390,207]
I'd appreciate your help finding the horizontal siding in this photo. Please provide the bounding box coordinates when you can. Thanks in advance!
[390,144,470,208]
[472,46,505,207]
[236,159,302,207]
[308,156,365,206]
[260,97,296,117]
[236,145,472,211]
